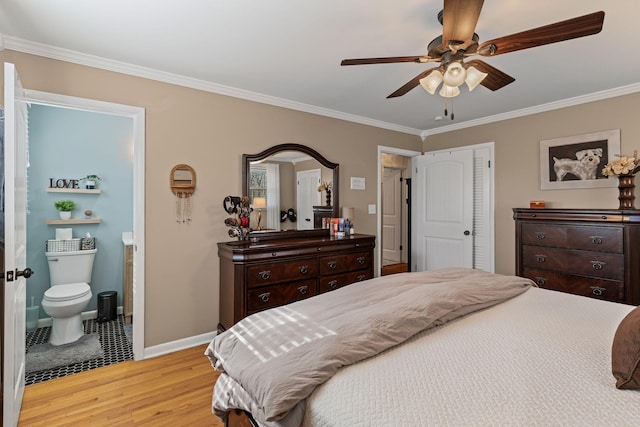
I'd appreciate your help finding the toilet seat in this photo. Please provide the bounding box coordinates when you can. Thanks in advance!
[44,282,91,302]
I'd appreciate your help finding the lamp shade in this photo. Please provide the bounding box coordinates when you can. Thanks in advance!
[419,70,443,95]
[342,207,355,221]
[439,84,460,98]
[442,62,467,88]
[465,65,488,91]
[253,197,266,209]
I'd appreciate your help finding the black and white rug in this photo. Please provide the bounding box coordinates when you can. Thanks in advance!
[25,315,133,385]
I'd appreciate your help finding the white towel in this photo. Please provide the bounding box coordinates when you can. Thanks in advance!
[55,228,73,240]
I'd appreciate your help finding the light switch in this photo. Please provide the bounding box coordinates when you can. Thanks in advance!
[368,204,376,214]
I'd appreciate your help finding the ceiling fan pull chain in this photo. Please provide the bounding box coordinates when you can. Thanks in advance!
[444,99,448,117]
[451,98,455,120]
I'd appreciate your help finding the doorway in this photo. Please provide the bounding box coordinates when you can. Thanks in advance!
[22,90,146,362]
[377,146,421,276]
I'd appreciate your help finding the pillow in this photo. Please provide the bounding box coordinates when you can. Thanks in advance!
[612,306,640,389]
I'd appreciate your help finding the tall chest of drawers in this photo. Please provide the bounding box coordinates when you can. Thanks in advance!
[218,231,375,329]
[514,208,640,305]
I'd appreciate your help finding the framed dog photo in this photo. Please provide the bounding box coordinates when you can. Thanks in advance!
[539,129,620,190]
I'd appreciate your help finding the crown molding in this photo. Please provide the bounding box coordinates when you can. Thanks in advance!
[4,35,423,136]
[422,82,640,139]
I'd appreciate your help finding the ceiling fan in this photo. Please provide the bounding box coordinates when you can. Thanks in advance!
[341,0,605,106]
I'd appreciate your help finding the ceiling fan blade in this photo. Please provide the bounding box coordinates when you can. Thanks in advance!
[341,56,429,66]
[442,0,484,47]
[387,67,440,98]
[478,11,604,56]
[466,60,515,91]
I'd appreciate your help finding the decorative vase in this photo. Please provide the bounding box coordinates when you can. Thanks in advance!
[617,175,636,209]
[59,211,72,220]
[325,189,332,206]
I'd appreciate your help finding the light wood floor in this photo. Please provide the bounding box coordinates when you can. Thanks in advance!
[18,344,223,426]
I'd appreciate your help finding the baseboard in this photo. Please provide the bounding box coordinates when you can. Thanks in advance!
[34,306,124,328]
[143,330,217,360]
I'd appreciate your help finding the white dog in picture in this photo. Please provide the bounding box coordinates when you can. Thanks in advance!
[553,148,603,181]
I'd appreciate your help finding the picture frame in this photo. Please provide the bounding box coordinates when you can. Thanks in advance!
[540,129,620,190]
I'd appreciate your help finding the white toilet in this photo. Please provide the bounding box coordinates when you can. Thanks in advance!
[43,249,97,346]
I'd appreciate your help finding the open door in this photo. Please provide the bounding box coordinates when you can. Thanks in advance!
[3,62,31,427]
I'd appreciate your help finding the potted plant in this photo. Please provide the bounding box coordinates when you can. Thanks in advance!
[80,174,101,189]
[54,200,76,220]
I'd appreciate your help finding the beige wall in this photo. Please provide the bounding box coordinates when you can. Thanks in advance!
[423,92,640,275]
[0,50,421,347]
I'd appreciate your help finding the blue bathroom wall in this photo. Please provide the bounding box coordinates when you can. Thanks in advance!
[26,104,133,317]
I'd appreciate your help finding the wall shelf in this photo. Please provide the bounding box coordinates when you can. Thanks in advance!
[46,188,101,194]
[46,218,101,225]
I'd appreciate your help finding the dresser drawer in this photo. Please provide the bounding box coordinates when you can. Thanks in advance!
[247,279,316,311]
[522,268,624,302]
[246,258,318,287]
[319,251,371,275]
[318,270,372,293]
[521,223,623,252]
[522,246,624,281]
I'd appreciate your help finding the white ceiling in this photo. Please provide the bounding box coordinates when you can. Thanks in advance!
[1,0,639,136]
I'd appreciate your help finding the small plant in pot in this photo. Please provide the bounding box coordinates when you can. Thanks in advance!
[80,174,101,189]
[54,200,76,220]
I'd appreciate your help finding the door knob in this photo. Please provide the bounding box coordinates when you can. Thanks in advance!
[464,230,471,236]
[17,268,34,278]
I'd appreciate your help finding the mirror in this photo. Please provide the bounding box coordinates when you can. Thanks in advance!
[243,144,339,232]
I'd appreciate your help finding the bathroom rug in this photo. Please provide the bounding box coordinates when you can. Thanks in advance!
[26,333,103,373]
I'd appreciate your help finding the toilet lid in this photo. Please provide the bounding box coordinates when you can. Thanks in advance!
[44,283,91,302]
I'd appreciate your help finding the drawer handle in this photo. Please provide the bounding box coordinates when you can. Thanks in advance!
[298,265,309,274]
[535,232,546,240]
[356,274,367,281]
[259,270,271,280]
[356,256,366,265]
[591,261,605,270]
[298,285,308,295]
[590,236,603,245]
[258,292,271,303]
[535,255,547,263]
[535,277,546,286]
[328,260,337,269]
[328,280,338,289]
[590,286,606,296]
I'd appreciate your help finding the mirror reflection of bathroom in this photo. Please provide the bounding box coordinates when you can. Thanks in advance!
[24,103,135,384]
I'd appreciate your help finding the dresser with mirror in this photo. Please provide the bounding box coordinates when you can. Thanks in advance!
[218,144,375,329]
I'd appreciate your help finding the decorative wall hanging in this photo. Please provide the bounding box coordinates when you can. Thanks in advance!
[539,129,620,190]
[170,164,196,223]
[223,195,251,240]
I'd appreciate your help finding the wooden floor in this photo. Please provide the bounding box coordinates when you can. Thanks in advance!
[381,262,408,276]
[18,344,223,426]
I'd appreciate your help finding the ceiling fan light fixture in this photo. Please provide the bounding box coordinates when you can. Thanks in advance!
[419,70,443,95]
[439,84,460,98]
[442,61,466,87]
[465,65,488,91]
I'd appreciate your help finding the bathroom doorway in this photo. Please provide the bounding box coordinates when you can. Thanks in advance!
[22,90,145,364]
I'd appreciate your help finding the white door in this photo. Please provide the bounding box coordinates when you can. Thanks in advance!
[382,167,402,265]
[296,169,321,230]
[412,149,473,271]
[3,62,30,427]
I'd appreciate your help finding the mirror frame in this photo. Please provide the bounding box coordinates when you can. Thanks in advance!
[242,143,340,229]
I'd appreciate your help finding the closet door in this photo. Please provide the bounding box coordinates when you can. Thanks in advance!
[412,149,473,271]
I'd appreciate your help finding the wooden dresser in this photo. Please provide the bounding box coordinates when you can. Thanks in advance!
[514,208,640,305]
[218,231,376,328]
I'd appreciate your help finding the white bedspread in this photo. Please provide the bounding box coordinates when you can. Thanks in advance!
[302,287,640,426]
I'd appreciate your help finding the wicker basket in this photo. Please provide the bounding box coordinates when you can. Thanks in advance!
[46,238,81,252]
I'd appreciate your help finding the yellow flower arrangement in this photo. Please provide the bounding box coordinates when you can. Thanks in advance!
[317,181,332,192]
[602,150,640,177]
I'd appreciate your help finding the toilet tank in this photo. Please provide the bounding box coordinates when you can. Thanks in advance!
[46,249,97,286]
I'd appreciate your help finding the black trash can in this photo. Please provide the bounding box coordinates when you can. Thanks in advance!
[97,291,117,322]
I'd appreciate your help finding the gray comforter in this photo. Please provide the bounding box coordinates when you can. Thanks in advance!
[206,268,533,425]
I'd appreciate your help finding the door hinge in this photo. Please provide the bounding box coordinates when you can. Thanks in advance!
[488,160,491,168]
[399,177,403,182]
[399,245,403,251]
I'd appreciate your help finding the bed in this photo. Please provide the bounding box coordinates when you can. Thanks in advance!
[206,268,640,426]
